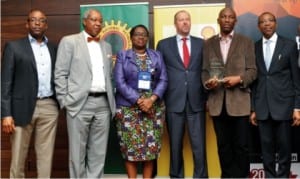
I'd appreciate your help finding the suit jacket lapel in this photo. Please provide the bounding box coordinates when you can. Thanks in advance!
[48,45,55,63]
[100,41,111,78]
[79,32,93,74]
[124,49,137,66]
[189,37,196,68]
[212,36,223,64]
[46,42,56,87]
[269,37,284,71]
[47,43,56,71]
[23,38,38,74]
[256,39,268,72]
[171,36,184,68]
[147,48,158,69]
[226,35,239,65]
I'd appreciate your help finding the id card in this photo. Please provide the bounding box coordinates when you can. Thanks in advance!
[138,71,151,90]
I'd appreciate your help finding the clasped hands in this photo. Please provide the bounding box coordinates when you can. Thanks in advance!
[205,75,241,90]
[137,96,155,113]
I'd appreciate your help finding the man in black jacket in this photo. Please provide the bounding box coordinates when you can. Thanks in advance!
[250,12,300,178]
[1,9,59,178]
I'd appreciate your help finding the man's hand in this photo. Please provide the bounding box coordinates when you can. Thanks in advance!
[204,77,219,90]
[292,110,300,126]
[2,116,16,134]
[249,112,257,126]
[223,76,241,88]
[137,95,157,114]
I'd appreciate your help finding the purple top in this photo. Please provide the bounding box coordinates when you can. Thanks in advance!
[114,48,168,107]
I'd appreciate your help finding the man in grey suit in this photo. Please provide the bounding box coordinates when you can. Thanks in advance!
[1,9,59,178]
[55,9,116,178]
[156,10,208,178]
[250,12,300,178]
[202,7,256,178]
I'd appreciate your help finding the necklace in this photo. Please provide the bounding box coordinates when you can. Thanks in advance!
[136,52,147,57]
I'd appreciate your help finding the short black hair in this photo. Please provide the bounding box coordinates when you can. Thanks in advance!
[130,24,149,38]
[27,9,47,22]
[258,12,276,25]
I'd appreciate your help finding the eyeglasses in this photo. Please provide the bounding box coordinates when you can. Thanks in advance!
[28,18,47,24]
[259,19,276,25]
[87,17,103,24]
[133,33,148,38]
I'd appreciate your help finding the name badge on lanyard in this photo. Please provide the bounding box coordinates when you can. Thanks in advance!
[138,71,151,90]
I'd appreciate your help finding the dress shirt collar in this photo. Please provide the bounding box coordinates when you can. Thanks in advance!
[218,30,234,41]
[176,34,191,42]
[28,34,48,44]
[263,32,278,44]
[83,30,100,43]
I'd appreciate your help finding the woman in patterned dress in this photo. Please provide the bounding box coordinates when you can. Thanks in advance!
[114,24,168,178]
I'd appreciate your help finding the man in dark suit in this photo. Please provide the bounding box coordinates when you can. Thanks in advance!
[297,24,300,67]
[156,10,208,178]
[1,9,59,178]
[202,7,257,178]
[250,12,300,178]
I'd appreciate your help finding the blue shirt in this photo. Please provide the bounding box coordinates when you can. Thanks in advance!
[28,34,53,98]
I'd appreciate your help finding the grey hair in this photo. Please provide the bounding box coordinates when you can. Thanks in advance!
[82,8,100,19]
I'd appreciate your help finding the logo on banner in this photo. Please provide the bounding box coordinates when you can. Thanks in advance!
[99,20,131,61]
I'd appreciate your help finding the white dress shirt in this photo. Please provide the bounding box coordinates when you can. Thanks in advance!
[263,33,278,69]
[83,31,106,92]
[176,35,191,62]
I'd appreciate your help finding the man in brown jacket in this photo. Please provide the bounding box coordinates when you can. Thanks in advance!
[202,7,257,178]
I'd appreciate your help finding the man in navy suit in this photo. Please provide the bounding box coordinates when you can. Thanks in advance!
[156,10,208,178]
[1,9,59,178]
[250,12,300,178]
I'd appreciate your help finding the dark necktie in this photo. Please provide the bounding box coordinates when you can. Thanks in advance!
[87,36,100,42]
[182,37,190,68]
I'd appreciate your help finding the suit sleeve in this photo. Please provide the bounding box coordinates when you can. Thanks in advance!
[152,51,168,99]
[240,38,257,88]
[156,41,164,55]
[201,40,211,85]
[298,51,300,68]
[54,37,73,108]
[290,42,300,108]
[114,51,140,104]
[1,43,15,118]
[106,43,114,92]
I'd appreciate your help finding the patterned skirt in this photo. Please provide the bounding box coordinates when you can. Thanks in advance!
[114,101,165,161]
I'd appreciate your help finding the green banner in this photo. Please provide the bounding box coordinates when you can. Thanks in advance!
[80,3,149,60]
